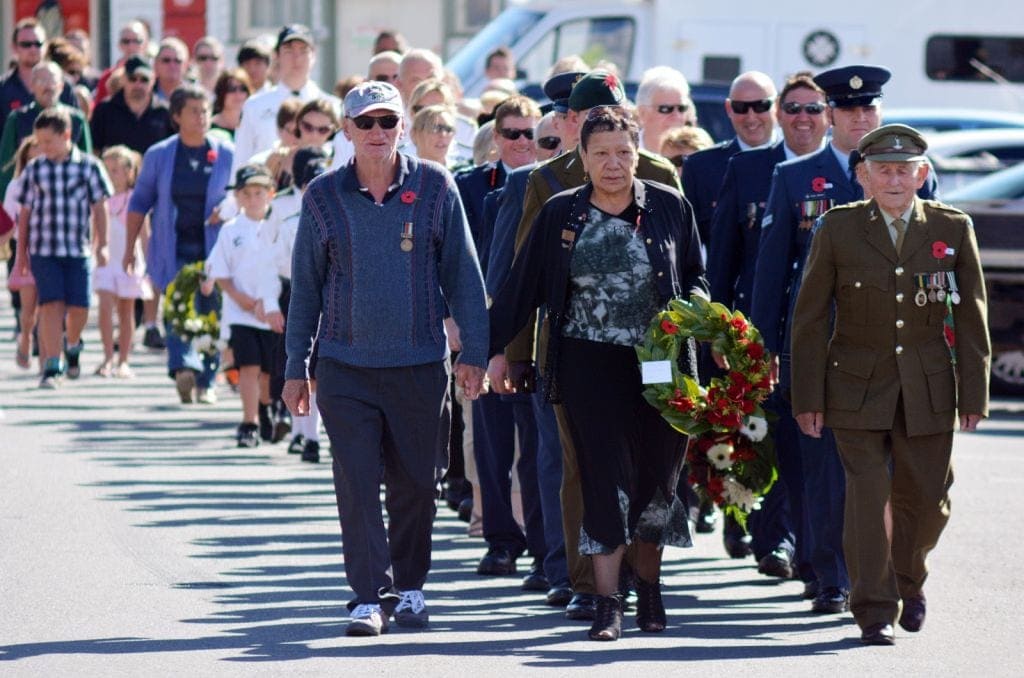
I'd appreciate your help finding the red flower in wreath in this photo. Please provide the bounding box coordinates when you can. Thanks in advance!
[746,342,765,360]
[660,319,679,334]
[811,176,827,192]
[401,190,417,204]
[932,240,948,259]
[206,148,218,163]
[730,317,750,334]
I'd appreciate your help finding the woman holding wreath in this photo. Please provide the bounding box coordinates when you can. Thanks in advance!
[488,106,707,640]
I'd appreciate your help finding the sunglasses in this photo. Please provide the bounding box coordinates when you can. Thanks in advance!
[373,74,398,82]
[497,127,534,141]
[128,74,151,84]
[300,120,335,136]
[537,135,560,151]
[430,124,455,135]
[195,54,219,62]
[159,56,183,64]
[351,114,400,130]
[17,40,43,49]
[224,84,248,94]
[120,37,143,45]
[781,101,826,115]
[667,155,685,168]
[730,99,773,115]
[656,104,689,114]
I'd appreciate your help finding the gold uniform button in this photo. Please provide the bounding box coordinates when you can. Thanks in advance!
[896,293,904,303]
[895,266,905,276]
[896,319,905,328]
[657,271,664,277]
[895,345,904,355]
[645,238,653,244]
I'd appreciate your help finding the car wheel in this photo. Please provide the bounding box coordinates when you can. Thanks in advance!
[991,349,1024,396]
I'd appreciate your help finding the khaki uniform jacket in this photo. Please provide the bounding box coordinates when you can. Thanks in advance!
[504,148,680,364]
[791,197,990,437]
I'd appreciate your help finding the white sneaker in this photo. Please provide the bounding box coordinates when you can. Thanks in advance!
[394,590,429,628]
[346,603,388,636]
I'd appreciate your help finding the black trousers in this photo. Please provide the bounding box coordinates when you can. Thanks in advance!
[316,357,451,609]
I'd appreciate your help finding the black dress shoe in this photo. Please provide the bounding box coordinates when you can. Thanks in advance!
[811,586,850,614]
[521,560,549,591]
[565,592,597,620]
[861,622,895,646]
[757,549,793,579]
[477,546,517,576]
[457,497,473,523]
[546,586,573,607]
[899,593,926,632]
[723,534,754,559]
[802,580,820,600]
[695,499,718,533]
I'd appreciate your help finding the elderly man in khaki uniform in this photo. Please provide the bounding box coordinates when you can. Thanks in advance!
[791,124,990,646]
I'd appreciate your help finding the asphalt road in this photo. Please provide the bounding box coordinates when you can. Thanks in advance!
[1,295,1022,677]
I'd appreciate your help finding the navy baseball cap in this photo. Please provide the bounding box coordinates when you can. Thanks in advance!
[229,163,274,190]
[276,24,314,51]
[124,55,153,80]
[292,147,330,188]
[814,65,891,108]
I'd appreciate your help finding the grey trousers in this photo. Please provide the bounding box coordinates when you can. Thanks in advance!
[316,357,451,610]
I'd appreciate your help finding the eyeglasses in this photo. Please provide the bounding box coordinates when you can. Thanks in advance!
[195,54,219,62]
[430,124,455,135]
[656,104,689,114]
[667,155,685,168]
[120,37,143,45]
[781,101,826,115]
[159,56,183,64]
[128,75,151,84]
[497,127,534,141]
[17,40,43,49]
[300,120,335,136]
[373,74,398,82]
[351,114,400,130]
[729,99,773,115]
[537,135,560,151]
[224,84,248,94]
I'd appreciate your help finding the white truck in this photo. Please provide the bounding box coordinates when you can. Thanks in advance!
[448,0,1024,111]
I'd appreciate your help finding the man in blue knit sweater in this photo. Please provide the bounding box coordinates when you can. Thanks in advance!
[283,81,489,637]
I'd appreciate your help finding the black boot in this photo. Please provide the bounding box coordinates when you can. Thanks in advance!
[588,595,623,641]
[635,577,666,633]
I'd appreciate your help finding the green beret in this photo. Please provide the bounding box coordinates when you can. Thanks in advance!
[567,70,625,112]
[858,123,928,162]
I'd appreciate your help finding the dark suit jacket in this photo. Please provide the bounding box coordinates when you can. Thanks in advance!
[455,162,506,252]
[681,138,740,245]
[708,142,788,314]
[791,198,990,436]
[485,163,534,297]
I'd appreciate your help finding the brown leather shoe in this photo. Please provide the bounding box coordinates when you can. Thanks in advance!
[899,594,926,632]
[860,622,895,646]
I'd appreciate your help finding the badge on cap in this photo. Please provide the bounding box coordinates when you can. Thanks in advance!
[893,136,903,150]
[849,75,863,90]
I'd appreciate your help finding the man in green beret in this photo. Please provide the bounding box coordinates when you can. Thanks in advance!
[790,123,990,645]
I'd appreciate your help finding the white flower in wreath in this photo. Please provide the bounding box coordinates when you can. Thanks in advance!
[740,416,768,442]
[215,339,229,351]
[194,334,213,352]
[707,443,734,470]
[172,291,181,300]
[723,477,760,513]
[177,304,187,313]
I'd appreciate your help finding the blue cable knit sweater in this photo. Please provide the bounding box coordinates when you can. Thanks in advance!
[285,154,489,379]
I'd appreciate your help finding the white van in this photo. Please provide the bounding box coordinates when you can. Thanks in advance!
[448,0,1024,111]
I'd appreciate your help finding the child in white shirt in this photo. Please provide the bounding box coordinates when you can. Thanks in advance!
[206,164,282,448]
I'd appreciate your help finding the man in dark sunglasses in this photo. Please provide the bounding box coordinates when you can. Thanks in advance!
[285,79,488,638]
[90,55,174,157]
[635,66,696,154]
[92,20,150,105]
[706,72,829,599]
[1,18,80,130]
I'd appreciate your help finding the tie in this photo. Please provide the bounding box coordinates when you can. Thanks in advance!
[848,155,862,197]
[892,217,907,254]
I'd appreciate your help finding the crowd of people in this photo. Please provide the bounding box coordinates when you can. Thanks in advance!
[1,15,990,647]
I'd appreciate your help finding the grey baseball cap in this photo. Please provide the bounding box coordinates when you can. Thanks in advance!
[344,81,403,118]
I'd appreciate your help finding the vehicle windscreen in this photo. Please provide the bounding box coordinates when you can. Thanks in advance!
[447,8,543,86]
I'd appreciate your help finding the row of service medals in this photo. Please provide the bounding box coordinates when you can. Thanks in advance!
[799,198,834,229]
[914,271,960,307]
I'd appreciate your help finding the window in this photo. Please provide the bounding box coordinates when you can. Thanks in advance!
[235,2,313,42]
[519,17,635,83]
[926,35,1024,83]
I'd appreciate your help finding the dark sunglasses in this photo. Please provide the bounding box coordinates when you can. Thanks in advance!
[656,104,689,114]
[128,74,151,84]
[373,74,398,82]
[730,98,773,114]
[195,54,219,62]
[497,127,534,141]
[300,120,335,136]
[351,114,400,130]
[667,155,685,168]
[17,40,43,49]
[781,101,826,115]
[537,135,560,151]
[120,37,143,45]
[224,84,248,94]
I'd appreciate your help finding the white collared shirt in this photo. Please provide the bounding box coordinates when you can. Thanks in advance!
[206,213,282,329]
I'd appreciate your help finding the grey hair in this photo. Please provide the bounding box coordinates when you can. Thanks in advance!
[637,66,691,105]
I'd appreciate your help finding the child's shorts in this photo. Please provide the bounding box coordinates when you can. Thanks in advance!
[32,255,91,307]
[94,265,154,299]
[229,324,276,372]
